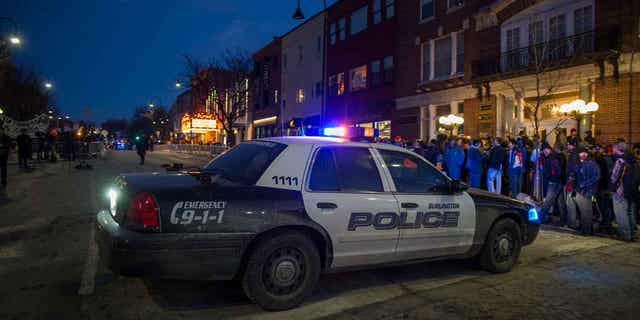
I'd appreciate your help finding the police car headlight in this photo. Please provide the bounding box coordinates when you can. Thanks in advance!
[108,188,118,217]
[528,207,539,222]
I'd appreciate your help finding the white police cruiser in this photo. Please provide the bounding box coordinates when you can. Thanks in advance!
[96,135,540,310]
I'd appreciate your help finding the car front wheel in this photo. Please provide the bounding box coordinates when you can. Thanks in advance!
[242,231,321,311]
[479,218,522,273]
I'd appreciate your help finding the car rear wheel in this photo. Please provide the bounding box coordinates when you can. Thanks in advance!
[242,231,321,311]
[478,218,522,273]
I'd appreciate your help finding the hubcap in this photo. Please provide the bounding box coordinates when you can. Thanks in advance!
[262,247,305,296]
[493,232,514,263]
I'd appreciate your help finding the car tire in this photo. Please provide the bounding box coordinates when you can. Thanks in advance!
[241,231,321,311]
[478,218,522,273]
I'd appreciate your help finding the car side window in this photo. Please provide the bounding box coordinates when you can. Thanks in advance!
[309,147,383,192]
[378,149,447,193]
[309,148,339,191]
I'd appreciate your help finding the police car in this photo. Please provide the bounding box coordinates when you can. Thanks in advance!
[96,134,540,311]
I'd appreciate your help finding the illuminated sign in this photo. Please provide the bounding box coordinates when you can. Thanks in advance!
[191,119,217,129]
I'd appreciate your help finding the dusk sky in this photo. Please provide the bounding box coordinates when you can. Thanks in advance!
[2,0,332,123]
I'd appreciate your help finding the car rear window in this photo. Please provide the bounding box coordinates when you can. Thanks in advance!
[204,141,286,184]
[309,147,383,192]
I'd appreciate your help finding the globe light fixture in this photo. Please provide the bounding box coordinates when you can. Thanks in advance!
[439,114,465,126]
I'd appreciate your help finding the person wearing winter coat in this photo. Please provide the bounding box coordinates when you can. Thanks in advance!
[423,139,442,168]
[507,139,525,197]
[570,147,600,235]
[610,142,638,241]
[539,143,567,224]
[443,139,465,180]
[466,139,485,188]
[487,138,506,194]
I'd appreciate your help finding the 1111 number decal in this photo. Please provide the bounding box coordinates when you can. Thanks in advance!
[272,176,299,186]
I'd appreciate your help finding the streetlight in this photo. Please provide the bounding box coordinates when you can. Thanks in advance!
[0,107,3,115]
[44,82,53,89]
[149,103,155,108]
[8,36,20,45]
[292,0,305,20]
[175,81,182,88]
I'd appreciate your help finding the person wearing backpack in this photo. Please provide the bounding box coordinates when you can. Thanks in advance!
[610,142,638,241]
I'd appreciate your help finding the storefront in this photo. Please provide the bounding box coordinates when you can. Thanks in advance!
[180,113,219,144]
[252,116,278,139]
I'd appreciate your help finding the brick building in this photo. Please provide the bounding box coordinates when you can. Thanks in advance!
[393,0,640,145]
[325,0,397,139]
[250,38,282,139]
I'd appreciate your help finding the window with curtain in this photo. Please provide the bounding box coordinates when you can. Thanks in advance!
[434,36,452,79]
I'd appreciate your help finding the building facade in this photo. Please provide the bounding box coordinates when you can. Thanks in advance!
[250,38,282,139]
[280,12,326,135]
[393,0,640,145]
[325,0,397,139]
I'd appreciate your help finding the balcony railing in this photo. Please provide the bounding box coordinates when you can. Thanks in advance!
[472,28,620,79]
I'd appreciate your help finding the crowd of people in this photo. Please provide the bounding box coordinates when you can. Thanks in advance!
[394,128,638,241]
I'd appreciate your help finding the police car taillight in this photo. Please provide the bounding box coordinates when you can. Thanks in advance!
[126,192,160,232]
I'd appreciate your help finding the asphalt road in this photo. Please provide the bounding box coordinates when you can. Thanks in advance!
[1,150,639,320]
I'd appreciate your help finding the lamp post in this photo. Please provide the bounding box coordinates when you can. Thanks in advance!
[0,17,21,61]
[559,99,599,134]
[292,0,328,128]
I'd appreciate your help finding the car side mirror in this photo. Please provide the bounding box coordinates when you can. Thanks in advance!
[449,180,468,193]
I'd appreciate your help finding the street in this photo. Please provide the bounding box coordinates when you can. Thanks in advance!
[0,150,638,319]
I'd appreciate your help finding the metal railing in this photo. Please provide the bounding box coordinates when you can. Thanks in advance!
[472,28,620,79]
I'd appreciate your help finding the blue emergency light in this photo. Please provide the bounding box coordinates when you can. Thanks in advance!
[528,207,539,222]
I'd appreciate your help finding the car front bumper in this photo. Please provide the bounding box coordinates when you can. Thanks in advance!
[95,210,252,280]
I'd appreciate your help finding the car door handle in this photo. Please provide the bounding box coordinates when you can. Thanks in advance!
[317,202,338,209]
[401,202,419,209]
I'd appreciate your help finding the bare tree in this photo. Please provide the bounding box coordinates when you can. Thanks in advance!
[0,63,52,120]
[182,48,252,146]
[497,15,597,140]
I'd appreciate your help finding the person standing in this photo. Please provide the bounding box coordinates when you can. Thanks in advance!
[423,139,441,167]
[487,138,506,194]
[507,139,525,197]
[567,128,580,147]
[571,147,600,235]
[0,126,12,199]
[135,135,148,165]
[610,142,638,241]
[564,141,580,228]
[583,131,596,147]
[539,143,566,224]
[466,139,485,188]
[593,144,613,231]
[443,138,464,180]
[16,129,32,169]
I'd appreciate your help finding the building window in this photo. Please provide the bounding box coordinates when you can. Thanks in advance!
[338,17,346,40]
[370,60,381,86]
[457,102,464,114]
[456,32,464,75]
[506,28,520,50]
[350,6,368,36]
[434,36,452,79]
[549,14,567,59]
[421,42,430,81]
[330,23,337,45]
[447,0,464,10]
[574,5,594,53]
[329,73,345,97]
[574,5,593,34]
[274,90,278,104]
[297,88,305,104]
[385,0,394,19]
[383,56,393,83]
[373,0,382,25]
[420,0,434,22]
[529,20,544,45]
[350,65,367,92]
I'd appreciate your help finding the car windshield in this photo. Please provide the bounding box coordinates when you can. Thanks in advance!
[203,140,286,185]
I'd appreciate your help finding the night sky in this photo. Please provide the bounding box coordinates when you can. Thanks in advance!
[2,0,332,123]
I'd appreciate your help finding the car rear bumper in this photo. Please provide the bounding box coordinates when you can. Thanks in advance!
[95,210,252,280]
